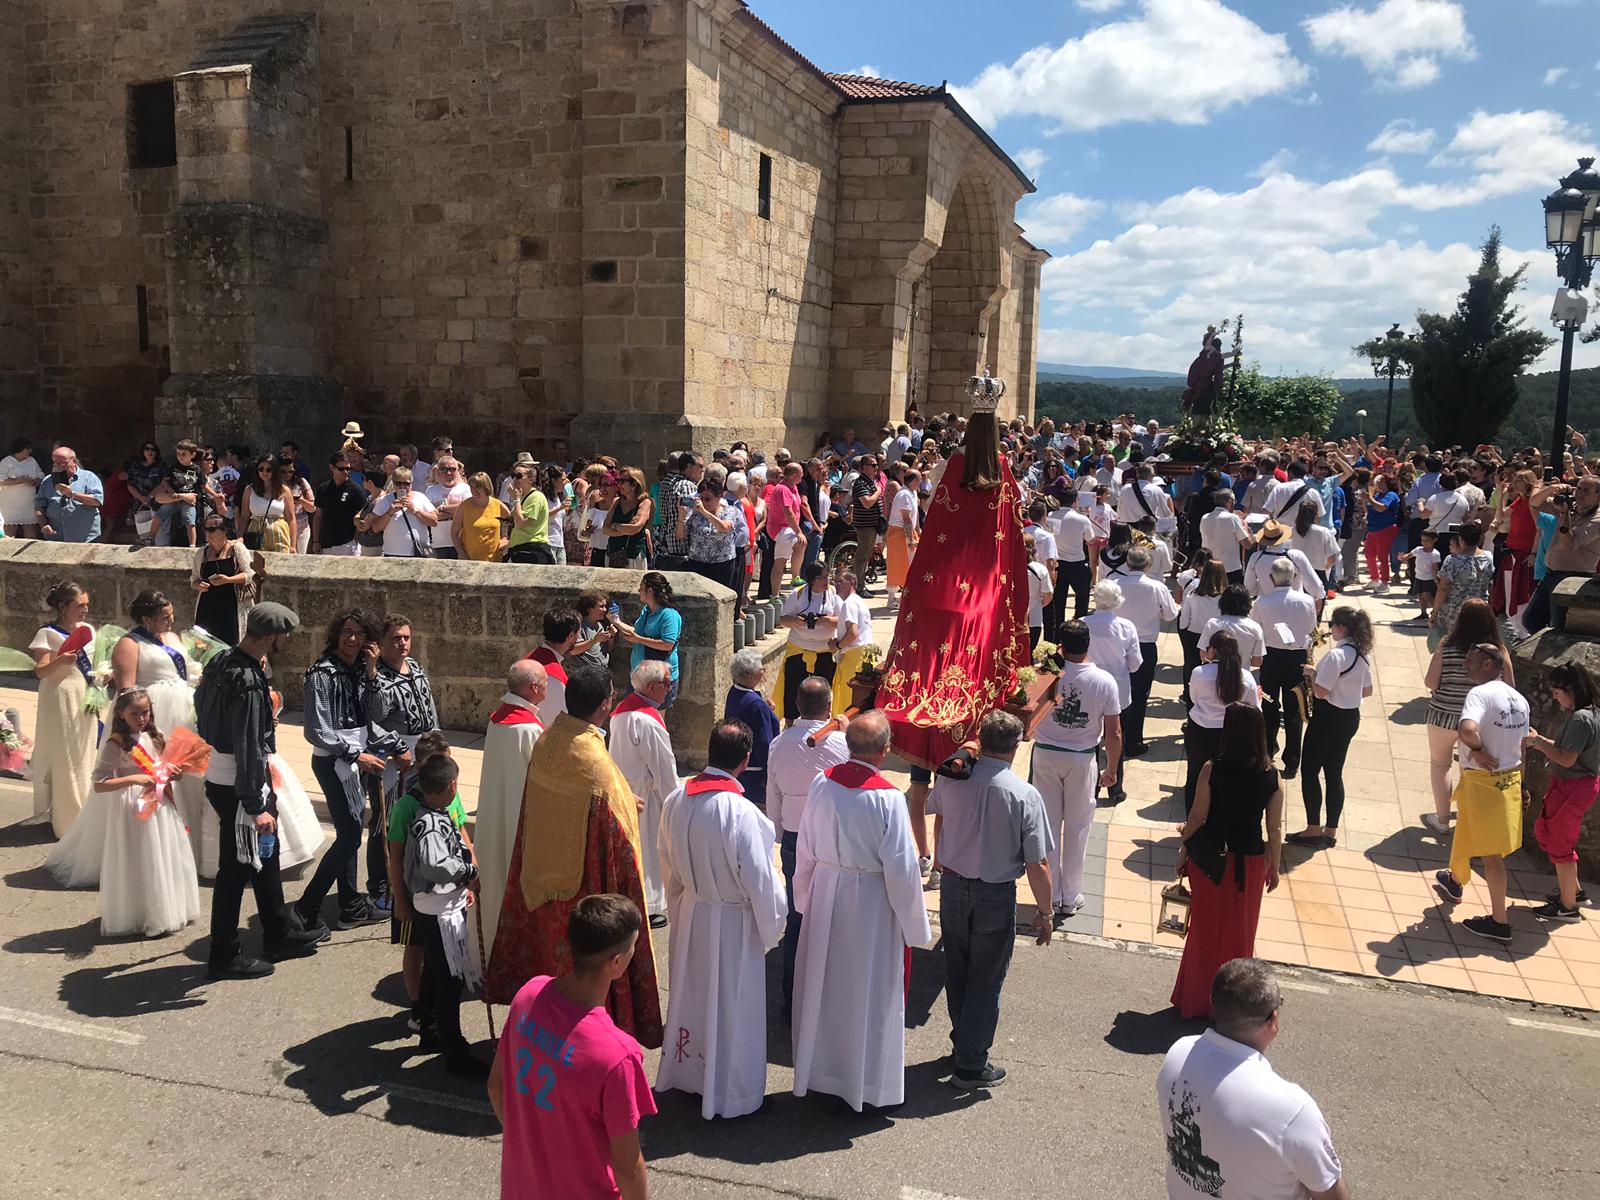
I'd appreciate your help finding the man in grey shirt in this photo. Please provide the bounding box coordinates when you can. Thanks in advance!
[927,710,1055,1091]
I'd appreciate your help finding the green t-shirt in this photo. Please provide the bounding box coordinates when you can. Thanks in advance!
[387,789,467,843]
[508,488,549,548]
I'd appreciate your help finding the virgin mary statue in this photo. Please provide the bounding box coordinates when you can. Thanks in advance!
[876,402,1030,768]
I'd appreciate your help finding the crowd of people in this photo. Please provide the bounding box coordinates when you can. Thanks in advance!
[8,401,1600,1200]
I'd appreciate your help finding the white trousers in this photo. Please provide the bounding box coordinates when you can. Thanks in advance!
[1031,746,1099,906]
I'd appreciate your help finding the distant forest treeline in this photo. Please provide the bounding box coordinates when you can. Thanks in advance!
[1035,367,1600,453]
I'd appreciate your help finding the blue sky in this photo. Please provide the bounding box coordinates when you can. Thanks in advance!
[759,0,1599,376]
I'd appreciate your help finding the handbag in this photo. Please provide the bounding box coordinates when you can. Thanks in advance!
[1184,821,1228,886]
[401,510,434,559]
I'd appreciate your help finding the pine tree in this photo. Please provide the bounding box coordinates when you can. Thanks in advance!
[1408,227,1552,448]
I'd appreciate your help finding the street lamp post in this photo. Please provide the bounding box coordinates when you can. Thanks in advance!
[1376,324,1409,442]
[1541,157,1600,473]
[1356,409,1368,439]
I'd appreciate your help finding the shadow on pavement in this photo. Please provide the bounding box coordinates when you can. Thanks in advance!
[2,863,67,891]
[0,818,54,848]
[58,945,211,1017]
[278,1015,500,1138]
[1388,696,1430,726]
[1104,1006,1202,1057]
[3,916,101,960]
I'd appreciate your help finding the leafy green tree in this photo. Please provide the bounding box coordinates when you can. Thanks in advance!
[1407,227,1552,448]
[1230,366,1342,438]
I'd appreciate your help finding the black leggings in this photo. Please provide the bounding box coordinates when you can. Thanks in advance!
[1183,721,1223,816]
[1300,700,1360,829]
[780,649,834,720]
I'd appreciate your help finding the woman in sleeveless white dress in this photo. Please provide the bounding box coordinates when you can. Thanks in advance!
[88,693,200,937]
[192,752,324,877]
[28,582,99,838]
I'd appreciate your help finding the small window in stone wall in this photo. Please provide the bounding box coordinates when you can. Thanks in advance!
[758,153,772,221]
[128,80,177,169]
[587,260,618,283]
[136,285,150,352]
[344,126,355,181]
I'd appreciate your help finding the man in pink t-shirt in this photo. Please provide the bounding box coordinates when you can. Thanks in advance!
[765,463,807,597]
[490,895,657,1200]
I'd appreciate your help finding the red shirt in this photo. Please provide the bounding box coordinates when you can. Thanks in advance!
[765,481,800,537]
[499,976,657,1200]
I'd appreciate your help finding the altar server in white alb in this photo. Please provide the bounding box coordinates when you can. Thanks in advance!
[609,661,680,927]
[468,659,546,969]
[791,709,932,1111]
[655,720,787,1120]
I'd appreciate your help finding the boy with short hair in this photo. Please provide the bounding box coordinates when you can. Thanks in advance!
[1401,528,1440,624]
[387,731,473,1035]
[400,751,483,1075]
[490,894,655,1200]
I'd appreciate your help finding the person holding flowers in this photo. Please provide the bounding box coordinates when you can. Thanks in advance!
[28,581,100,837]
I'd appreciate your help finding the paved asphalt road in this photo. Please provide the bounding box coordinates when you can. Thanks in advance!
[2,790,1597,1200]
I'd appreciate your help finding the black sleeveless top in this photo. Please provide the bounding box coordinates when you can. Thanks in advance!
[1202,761,1277,856]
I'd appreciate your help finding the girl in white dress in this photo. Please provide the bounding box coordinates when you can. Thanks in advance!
[28,581,99,837]
[111,591,209,867]
[88,688,200,937]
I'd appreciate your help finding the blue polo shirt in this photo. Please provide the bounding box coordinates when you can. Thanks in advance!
[35,469,104,543]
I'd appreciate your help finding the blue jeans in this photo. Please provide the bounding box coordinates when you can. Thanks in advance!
[780,830,801,1009]
[800,519,821,575]
[939,870,1018,1075]
[157,500,196,545]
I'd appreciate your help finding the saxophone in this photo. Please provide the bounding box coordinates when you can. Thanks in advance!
[1291,625,1333,723]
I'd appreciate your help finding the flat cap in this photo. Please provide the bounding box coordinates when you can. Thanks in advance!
[245,602,300,638]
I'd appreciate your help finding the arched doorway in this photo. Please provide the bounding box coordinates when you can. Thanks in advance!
[917,172,1004,416]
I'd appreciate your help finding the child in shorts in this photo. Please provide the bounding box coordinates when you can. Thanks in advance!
[1401,529,1440,623]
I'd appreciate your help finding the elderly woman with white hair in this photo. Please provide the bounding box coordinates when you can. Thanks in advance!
[726,470,757,615]
[609,659,679,924]
[1084,578,1143,804]
[725,647,781,801]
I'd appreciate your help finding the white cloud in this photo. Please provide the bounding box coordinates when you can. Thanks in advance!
[1076,0,1127,10]
[1545,66,1570,86]
[1034,109,1600,375]
[848,64,881,78]
[1018,193,1104,247]
[1368,118,1436,154]
[953,0,1310,132]
[1252,149,1297,178]
[1016,147,1049,178]
[1303,0,1474,89]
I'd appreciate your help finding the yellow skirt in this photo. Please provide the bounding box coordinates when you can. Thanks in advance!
[1448,767,1523,881]
[250,516,293,553]
[886,527,914,588]
[832,645,869,714]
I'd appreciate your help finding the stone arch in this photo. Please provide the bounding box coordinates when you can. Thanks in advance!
[919,170,1006,416]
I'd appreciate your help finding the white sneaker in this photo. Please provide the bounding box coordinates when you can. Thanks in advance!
[1422,812,1452,835]
[1054,897,1084,918]
[926,866,942,888]
[919,855,932,878]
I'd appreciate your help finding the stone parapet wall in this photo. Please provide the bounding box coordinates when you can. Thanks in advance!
[0,541,735,772]
[1513,577,1600,873]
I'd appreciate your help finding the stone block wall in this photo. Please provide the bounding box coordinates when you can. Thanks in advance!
[0,0,35,436]
[677,0,838,457]
[0,541,736,772]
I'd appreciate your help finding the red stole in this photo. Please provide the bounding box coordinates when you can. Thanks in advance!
[525,645,568,686]
[612,691,666,728]
[490,703,543,727]
[684,772,744,797]
[825,760,894,791]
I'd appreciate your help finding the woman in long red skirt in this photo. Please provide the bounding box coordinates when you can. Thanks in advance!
[1171,704,1284,1019]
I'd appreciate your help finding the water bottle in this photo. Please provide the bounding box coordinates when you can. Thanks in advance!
[258,831,278,861]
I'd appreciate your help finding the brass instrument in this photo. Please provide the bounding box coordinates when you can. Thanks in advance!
[1290,624,1334,723]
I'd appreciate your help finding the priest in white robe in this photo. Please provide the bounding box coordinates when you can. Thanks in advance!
[654,720,787,1120]
[469,659,546,970]
[791,709,932,1111]
[608,661,679,924]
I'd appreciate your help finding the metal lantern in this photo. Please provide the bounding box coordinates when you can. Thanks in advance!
[1563,156,1600,207]
[1545,185,1588,252]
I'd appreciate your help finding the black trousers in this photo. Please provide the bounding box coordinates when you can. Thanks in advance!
[506,542,556,565]
[1524,569,1582,634]
[300,757,376,920]
[206,782,289,965]
[755,533,776,599]
[780,649,834,721]
[1259,647,1308,773]
[1178,628,1201,705]
[1056,560,1091,630]
[1125,641,1158,749]
[1182,721,1224,815]
[412,912,467,1054]
[1301,700,1360,829]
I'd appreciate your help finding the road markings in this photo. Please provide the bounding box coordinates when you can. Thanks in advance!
[379,1082,496,1116]
[0,1004,144,1046]
[1280,980,1331,995]
[1507,1016,1600,1040]
[902,1188,970,1200]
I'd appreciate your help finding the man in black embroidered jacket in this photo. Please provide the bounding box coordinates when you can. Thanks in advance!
[195,603,326,979]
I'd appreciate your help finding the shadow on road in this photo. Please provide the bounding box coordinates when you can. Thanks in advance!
[279,1015,500,1138]
[3,916,102,961]
[58,945,211,1017]
[1105,1006,1202,1057]
[0,818,54,849]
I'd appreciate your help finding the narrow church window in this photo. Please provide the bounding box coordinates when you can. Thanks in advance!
[136,285,150,352]
[758,153,772,220]
[128,81,177,169]
[344,126,354,181]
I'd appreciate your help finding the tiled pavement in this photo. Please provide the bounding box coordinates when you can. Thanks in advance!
[5,581,1599,1009]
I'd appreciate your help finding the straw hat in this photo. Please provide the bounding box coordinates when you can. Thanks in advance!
[340,421,364,440]
[512,451,536,468]
[1258,518,1291,546]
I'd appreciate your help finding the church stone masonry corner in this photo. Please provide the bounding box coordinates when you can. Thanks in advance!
[5,0,1046,470]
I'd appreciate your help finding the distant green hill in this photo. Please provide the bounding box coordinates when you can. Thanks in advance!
[1036,367,1600,453]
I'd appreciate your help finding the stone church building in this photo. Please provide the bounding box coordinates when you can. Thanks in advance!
[0,0,1046,468]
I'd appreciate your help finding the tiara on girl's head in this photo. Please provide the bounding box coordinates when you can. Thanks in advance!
[966,370,1006,412]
